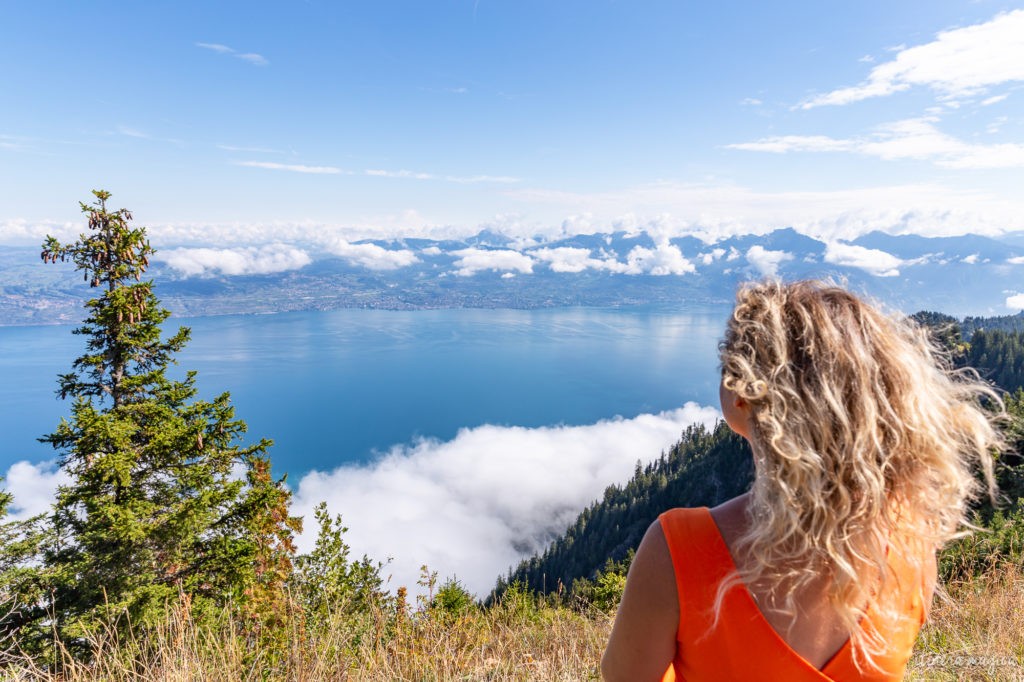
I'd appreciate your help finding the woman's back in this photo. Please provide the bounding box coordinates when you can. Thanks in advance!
[657,503,932,681]
[602,280,1000,681]
[709,493,860,670]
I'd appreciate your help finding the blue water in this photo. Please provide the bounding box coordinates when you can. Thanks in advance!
[0,306,729,478]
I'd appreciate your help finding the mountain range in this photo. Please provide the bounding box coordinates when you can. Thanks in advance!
[3,226,1024,325]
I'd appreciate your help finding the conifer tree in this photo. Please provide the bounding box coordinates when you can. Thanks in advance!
[38,190,300,653]
[0,480,50,654]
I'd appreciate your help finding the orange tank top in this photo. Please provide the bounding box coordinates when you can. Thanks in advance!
[658,508,928,681]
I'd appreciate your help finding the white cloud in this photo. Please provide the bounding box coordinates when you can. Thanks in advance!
[508,181,1024,244]
[962,253,980,264]
[366,169,434,180]
[196,42,233,54]
[862,118,1024,169]
[196,42,268,66]
[745,245,793,277]
[420,86,469,95]
[236,53,269,66]
[623,244,695,276]
[365,169,519,184]
[291,403,722,596]
[727,135,855,154]
[981,94,1009,106]
[740,97,763,106]
[158,244,312,277]
[9,180,1024,250]
[0,404,724,597]
[1007,256,1024,264]
[823,242,903,277]
[801,10,1024,108]
[730,117,1024,169]
[451,248,535,276]
[0,218,80,245]
[530,247,625,273]
[700,248,727,265]
[2,460,70,522]
[236,161,344,174]
[858,55,875,63]
[420,246,442,256]
[1006,294,1024,310]
[324,239,420,270]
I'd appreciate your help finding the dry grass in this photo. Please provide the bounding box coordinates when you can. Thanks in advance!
[3,566,1022,681]
[0,595,611,681]
[907,562,1024,682]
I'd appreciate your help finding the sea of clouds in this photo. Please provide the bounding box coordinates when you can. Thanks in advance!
[5,402,721,597]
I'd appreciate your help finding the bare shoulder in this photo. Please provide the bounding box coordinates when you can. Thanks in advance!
[601,518,678,681]
[708,493,751,550]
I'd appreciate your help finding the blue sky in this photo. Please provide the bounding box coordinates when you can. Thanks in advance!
[3,1,1024,245]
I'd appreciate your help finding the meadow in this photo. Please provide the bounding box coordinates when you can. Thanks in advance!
[1,557,1020,681]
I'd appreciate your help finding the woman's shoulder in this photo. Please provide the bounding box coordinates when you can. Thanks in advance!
[657,495,750,558]
[601,518,679,680]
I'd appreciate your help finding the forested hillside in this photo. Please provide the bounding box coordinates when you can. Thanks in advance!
[964,329,1024,394]
[498,422,752,597]
[962,311,1024,339]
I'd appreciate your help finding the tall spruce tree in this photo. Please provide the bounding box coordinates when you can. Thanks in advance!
[38,190,299,653]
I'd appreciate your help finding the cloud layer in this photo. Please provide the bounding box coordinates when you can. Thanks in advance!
[4,460,70,521]
[5,180,1024,250]
[291,403,721,596]
[729,117,1024,169]
[745,245,792,277]
[325,238,420,270]
[3,405,722,597]
[824,242,903,277]
[158,244,312,277]
[452,248,535,276]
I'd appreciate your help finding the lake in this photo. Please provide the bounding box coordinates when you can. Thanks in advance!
[0,305,730,478]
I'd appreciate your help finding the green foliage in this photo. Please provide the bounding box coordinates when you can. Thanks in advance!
[492,581,541,623]
[910,310,967,363]
[293,502,387,631]
[961,328,1024,395]
[429,577,477,621]
[234,456,303,657]
[568,552,632,612]
[939,507,1024,581]
[0,481,51,654]
[22,191,300,661]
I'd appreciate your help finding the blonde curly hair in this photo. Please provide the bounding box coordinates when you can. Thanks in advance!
[717,279,1003,669]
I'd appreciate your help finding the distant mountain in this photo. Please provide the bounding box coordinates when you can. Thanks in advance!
[4,227,1024,325]
[851,231,1017,262]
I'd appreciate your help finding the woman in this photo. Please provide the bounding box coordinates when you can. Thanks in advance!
[602,280,1003,681]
